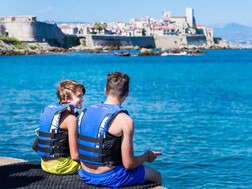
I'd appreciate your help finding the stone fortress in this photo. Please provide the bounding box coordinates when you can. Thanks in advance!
[0,8,224,49]
[0,16,65,45]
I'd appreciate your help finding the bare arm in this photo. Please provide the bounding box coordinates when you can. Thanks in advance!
[65,115,80,163]
[119,114,162,169]
[32,135,38,152]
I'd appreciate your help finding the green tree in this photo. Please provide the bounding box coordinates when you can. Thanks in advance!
[101,23,107,33]
[94,22,107,34]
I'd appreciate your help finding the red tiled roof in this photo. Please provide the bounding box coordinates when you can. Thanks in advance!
[171,16,186,18]
[58,25,71,29]
[206,28,213,31]
[152,23,162,26]
[124,29,134,31]
[163,17,170,21]
[196,24,204,27]
[162,26,176,30]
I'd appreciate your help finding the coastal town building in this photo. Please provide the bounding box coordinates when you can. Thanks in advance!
[58,23,89,35]
[121,24,135,36]
[107,21,126,35]
[150,23,162,36]
[80,7,199,38]
[55,7,214,47]
[58,24,78,35]
[55,7,214,43]
[186,8,196,27]
[0,7,217,49]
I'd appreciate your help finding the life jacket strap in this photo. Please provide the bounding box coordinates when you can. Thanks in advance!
[79,154,102,163]
[39,130,68,140]
[39,130,55,138]
[38,139,68,148]
[78,134,105,163]
[78,134,100,143]
[37,146,69,155]
[78,144,100,153]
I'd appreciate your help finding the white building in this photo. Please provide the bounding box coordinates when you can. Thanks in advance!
[58,24,78,35]
[162,26,177,35]
[170,16,187,25]
[163,11,171,19]
[186,8,196,27]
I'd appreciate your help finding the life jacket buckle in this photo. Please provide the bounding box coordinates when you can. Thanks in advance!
[50,138,55,146]
[51,129,57,139]
[49,146,54,155]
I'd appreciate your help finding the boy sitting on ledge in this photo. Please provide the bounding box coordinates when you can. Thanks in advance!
[78,72,162,187]
[33,80,85,175]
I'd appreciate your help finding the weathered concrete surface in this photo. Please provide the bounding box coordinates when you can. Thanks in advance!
[154,35,206,49]
[154,35,187,49]
[89,35,155,48]
[85,34,207,49]
[0,157,27,166]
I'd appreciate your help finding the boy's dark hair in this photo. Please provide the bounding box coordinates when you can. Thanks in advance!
[106,72,130,98]
[56,80,85,105]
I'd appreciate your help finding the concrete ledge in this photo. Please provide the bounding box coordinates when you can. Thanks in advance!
[0,157,27,166]
[0,158,166,188]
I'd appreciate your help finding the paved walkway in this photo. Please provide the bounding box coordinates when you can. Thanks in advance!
[0,157,27,166]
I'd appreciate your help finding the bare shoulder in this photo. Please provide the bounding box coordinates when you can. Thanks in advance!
[60,111,77,130]
[113,112,134,130]
[65,114,77,125]
[114,112,133,123]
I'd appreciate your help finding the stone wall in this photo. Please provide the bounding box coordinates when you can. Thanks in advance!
[0,16,34,41]
[154,35,206,49]
[87,35,207,49]
[154,35,187,49]
[33,22,65,44]
[0,16,65,45]
[90,35,155,48]
[85,35,94,47]
[186,35,206,46]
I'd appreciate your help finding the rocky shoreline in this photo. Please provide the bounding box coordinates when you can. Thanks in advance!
[0,38,247,57]
[0,47,76,56]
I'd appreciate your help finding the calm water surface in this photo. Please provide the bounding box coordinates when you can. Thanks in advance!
[0,49,252,188]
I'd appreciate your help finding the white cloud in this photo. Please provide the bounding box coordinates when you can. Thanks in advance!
[38,7,52,14]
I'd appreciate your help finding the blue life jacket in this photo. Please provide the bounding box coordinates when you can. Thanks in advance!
[37,102,77,157]
[78,102,128,165]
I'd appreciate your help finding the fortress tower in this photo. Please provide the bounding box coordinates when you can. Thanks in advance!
[0,16,65,44]
[186,8,196,27]
[163,11,171,18]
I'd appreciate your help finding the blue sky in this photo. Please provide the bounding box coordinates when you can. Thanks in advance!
[1,0,252,27]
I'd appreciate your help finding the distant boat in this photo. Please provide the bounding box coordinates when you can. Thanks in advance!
[161,51,187,56]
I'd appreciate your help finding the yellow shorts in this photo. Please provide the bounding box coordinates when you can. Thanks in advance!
[41,157,81,175]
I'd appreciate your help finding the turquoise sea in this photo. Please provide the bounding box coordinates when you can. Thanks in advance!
[0,49,252,188]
